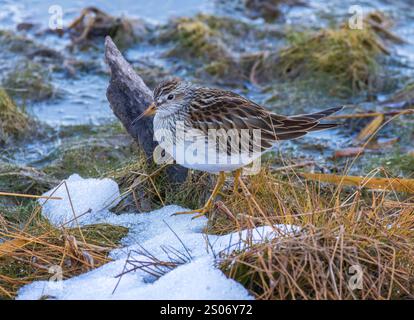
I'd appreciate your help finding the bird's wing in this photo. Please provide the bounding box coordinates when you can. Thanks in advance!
[187,88,333,153]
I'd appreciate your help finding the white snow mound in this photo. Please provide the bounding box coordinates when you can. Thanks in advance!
[40,174,121,227]
[18,175,299,300]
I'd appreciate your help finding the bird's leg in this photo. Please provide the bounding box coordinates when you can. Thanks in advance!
[215,168,242,199]
[232,168,242,194]
[173,172,226,218]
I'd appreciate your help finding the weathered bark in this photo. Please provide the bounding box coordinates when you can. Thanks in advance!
[104,36,188,183]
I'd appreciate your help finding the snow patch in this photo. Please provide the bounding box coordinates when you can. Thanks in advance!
[40,174,121,227]
[19,175,299,300]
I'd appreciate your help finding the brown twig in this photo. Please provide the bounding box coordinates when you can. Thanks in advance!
[0,191,62,200]
[326,109,414,120]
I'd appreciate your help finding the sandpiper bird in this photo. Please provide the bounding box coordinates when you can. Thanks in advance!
[136,78,342,218]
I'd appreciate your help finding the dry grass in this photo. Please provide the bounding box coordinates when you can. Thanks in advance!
[104,156,414,300]
[164,17,230,62]
[3,127,412,300]
[254,12,401,95]
[0,202,128,299]
[277,28,386,94]
[106,154,212,212]
[0,88,30,144]
[210,164,414,299]
[3,158,413,300]
[101,122,414,300]
[221,223,414,299]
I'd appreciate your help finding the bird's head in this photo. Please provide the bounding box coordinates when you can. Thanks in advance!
[132,78,191,124]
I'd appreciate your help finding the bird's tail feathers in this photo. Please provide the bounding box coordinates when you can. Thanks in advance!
[292,106,344,121]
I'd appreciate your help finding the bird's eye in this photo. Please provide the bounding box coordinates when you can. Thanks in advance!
[167,94,174,100]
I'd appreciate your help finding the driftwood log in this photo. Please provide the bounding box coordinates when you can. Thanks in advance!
[104,36,188,183]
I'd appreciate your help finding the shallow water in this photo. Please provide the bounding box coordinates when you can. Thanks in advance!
[31,73,111,126]
[0,0,214,127]
[1,0,413,125]
[2,0,413,123]
[1,0,413,170]
[0,0,214,26]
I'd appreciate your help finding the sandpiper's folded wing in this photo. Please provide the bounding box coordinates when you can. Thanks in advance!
[187,88,342,153]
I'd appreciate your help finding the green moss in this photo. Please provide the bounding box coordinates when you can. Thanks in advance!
[169,19,228,60]
[133,64,171,90]
[0,164,55,228]
[58,122,126,140]
[279,28,386,94]
[44,140,135,180]
[2,62,55,102]
[0,30,39,53]
[158,14,279,80]
[366,151,414,177]
[0,201,38,226]
[36,122,132,180]
[158,15,239,75]
[0,258,35,299]
[0,88,30,144]
[202,60,235,77]
[195,14,254,39]
[170,18,239,78]
[0,164,57,203]
[255,13,400,95]
[69,223,129,247]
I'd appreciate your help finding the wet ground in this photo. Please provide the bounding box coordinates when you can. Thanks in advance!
[0,0,413,180]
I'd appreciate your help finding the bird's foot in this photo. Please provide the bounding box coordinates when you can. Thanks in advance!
[172,204,213,219]
[172,172,226,220]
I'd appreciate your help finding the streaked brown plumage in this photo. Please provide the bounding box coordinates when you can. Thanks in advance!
[142,78,342,217]
[152,78,341,151]
[187,87,340,151]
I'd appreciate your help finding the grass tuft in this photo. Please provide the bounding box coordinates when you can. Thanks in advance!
[2,62,55,103]
[0,206,128,299]
[254,12,401,95]
[221,223,414,299]
[0,88,30,144]
[211,163,414,299]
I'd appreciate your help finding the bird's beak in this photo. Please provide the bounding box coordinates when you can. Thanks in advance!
[142,102,157,117]
[131,102,156,125]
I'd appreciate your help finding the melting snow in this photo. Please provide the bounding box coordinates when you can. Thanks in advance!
[18,174,298,300]
[40,174,121,227]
